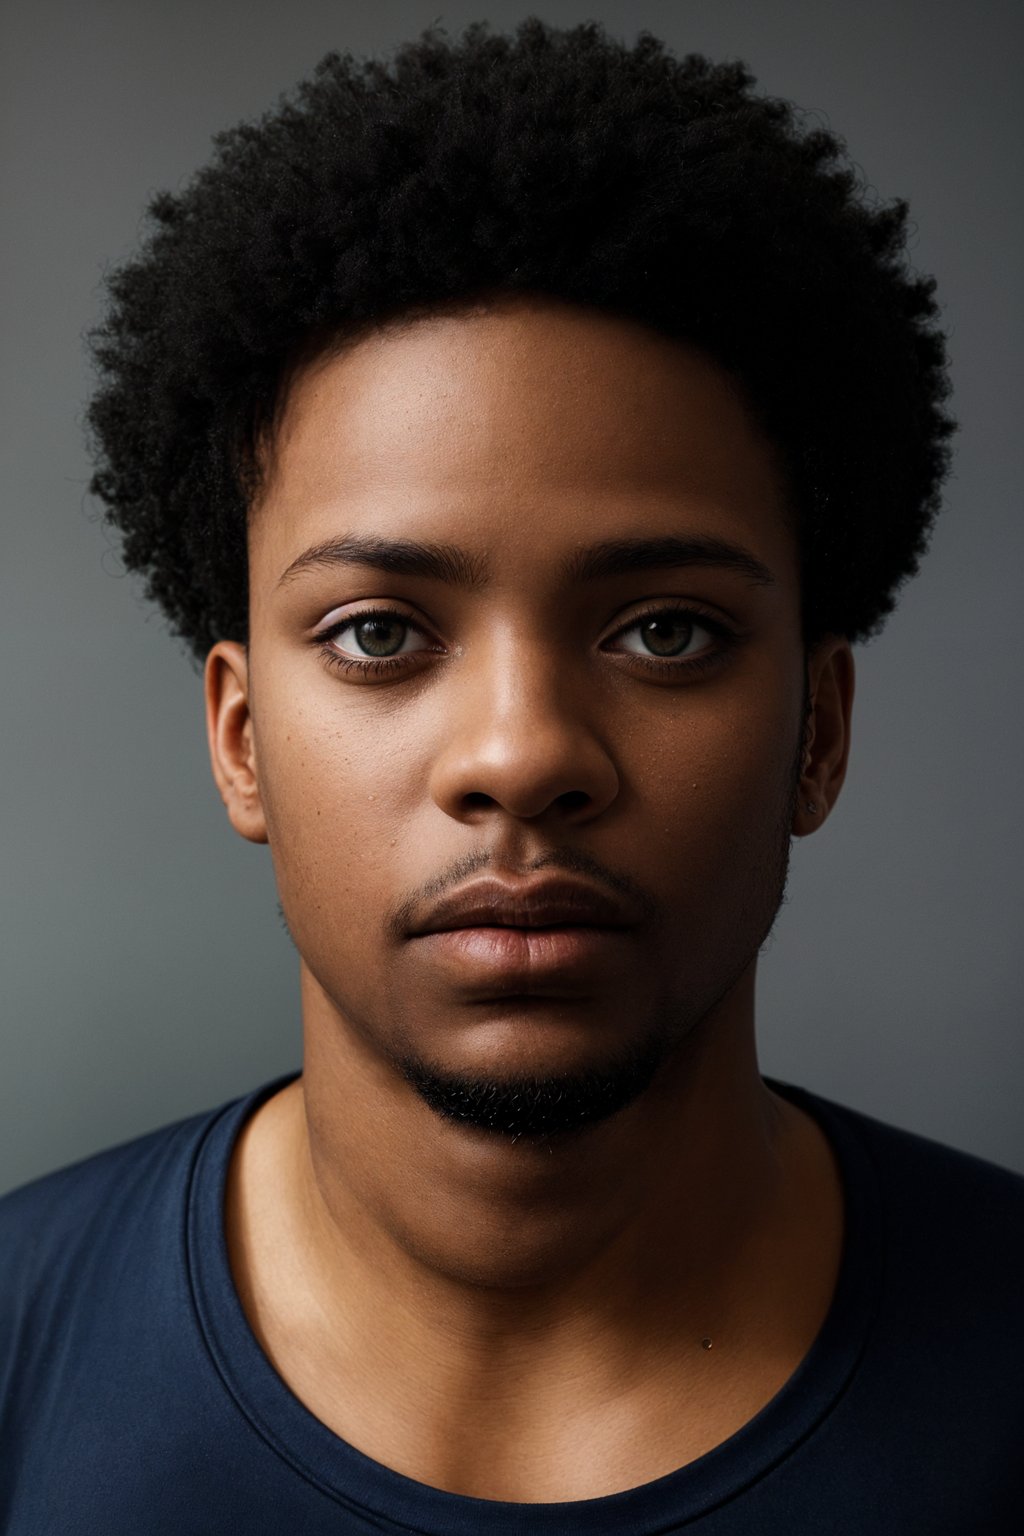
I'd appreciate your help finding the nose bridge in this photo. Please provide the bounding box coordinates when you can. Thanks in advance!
[475,614,572,717]
[428,619,618,822]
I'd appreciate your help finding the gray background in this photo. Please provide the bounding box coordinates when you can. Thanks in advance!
[2,0,1021,1195]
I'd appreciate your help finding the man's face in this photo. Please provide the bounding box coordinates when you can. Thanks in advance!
[230,295,818,1138]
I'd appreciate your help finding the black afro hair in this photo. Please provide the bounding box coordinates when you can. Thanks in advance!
[85,15,956,665]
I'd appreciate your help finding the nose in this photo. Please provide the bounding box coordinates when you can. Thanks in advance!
[426,634,620,825]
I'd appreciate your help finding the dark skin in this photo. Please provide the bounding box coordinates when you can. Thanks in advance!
[207,293,854,1502]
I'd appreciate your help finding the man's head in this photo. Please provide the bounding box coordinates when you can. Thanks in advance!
[85,19,953,1144]
[204,295,848,1140]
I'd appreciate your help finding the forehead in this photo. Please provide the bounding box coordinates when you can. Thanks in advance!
[250,295,795,593]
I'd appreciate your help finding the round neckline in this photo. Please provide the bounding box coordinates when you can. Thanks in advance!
[187,1071,883,1533]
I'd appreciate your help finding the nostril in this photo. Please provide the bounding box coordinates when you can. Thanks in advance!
[464,792,497,809]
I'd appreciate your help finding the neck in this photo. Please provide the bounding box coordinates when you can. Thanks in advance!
[226,962,842,1498]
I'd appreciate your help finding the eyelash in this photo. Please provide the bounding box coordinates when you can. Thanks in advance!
[315,603,737,680]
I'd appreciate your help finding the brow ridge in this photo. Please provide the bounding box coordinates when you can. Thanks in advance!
[277,536,486,589]
[277,533,775,590]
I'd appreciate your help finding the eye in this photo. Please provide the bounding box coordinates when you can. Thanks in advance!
[615,609,708,658]
[327,608,426,657]
[315,606,437,677]
[605,604,735,675]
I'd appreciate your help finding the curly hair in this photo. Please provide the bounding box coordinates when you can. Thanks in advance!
[85,15,956,664]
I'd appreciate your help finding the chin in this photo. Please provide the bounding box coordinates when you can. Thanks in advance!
[391,1031,668,1140]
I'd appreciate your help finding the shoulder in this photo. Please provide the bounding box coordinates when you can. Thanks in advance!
[781,1077,1024,1214]
[832,1092,1024,1221]
[798,1082,1024,1314]
[0,1097,235,1317]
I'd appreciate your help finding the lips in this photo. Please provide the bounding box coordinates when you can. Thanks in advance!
[407,875,637,937]
[406,874,639,989]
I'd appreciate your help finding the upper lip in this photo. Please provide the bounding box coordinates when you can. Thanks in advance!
[409,876,637,936]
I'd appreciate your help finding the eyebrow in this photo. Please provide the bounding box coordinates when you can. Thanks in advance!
[278,535,489,590]
[276,532,775,591]
[563,535,774,588]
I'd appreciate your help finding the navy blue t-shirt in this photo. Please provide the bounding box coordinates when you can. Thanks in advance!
[2,1070,1022,1533]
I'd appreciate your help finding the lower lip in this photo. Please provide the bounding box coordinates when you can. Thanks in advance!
[414,925,629,980]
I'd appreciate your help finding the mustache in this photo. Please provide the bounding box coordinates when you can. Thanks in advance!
[385,844,657,945]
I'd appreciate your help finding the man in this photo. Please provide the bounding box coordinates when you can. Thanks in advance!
[2,17,1021,1532]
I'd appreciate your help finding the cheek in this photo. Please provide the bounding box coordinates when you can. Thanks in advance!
[632,688,799,877]
[253,683,421,920]
[253,705,351,881]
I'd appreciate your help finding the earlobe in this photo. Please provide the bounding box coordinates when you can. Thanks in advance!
[792,637,855,838]
[204,641,269,845]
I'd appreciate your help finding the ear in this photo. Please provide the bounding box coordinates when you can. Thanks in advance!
[792,635,855,838]
[204,641,268,845]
